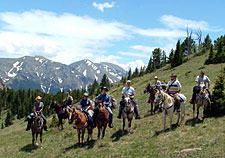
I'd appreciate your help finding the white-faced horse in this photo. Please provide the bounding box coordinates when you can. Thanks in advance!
[154,90,186,131]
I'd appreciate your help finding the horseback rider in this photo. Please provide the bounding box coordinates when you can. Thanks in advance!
[63,91,74,114]
[92,86,114,128]
[79,93,94,126]
[166,74,182,111]
[166,74,182,95]
[154,76,162,90]
[190,70,211,104]
[26,96,48,131]
[117,80,141,119]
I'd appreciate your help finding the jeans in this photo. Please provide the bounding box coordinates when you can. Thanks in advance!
[106,106,113,124]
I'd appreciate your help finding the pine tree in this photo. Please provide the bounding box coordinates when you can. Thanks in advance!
[209,68,225,116]
[132,67,139,78]
[127,68,132,80]
[100,74,110,89]
[205,45,214,64]
[5,110,13,127]
[168,49,174,63]
[203,34,212,50]
[171,40,183,67]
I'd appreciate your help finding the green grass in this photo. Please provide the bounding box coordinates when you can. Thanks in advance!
[0,54,225,158]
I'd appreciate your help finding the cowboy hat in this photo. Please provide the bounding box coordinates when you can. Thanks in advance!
[35,96,42,101]
[83,92,89,97]
[154,76,158,79]
[170,73,177,77]
[126,80,131,83]
[101,86,108,91]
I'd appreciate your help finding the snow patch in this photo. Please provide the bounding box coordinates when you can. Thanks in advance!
[97,70,100,74]
[95,75,98,81]
[83,69,87,77]
[7,61,23,78]
[108,78,113,83]
[58,78,63,84]
[55,67,60,70]
[40,85,46,93]
[86,60,92,66]
[36,72,39,77]
[71,71,74,73]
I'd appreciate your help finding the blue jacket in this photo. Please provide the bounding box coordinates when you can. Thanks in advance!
[80,99,92,110]
[97,94,111,107]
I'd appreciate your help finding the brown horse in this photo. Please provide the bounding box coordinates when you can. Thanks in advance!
[144,83,158,114]
[95,101,109,139]
[69,107,94,146]
[31,112,44,148]
[195,89,210,120]
[49,101,70,130]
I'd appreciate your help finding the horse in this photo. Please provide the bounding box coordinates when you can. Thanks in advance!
[95,100,109,139]
[68,106,94,147]
[111,96,118,109]
[195,88,210,120]
[144,83,157,114]
[49,101,70,130]
[154,90,186,131]
[31,112,44,148]
[120,96,134,134]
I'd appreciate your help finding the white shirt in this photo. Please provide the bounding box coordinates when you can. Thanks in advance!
[195,75,210,87]
[122,86,135,96]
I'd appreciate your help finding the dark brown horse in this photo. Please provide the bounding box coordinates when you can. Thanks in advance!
[144,83,158,114]
[69,107,94,146]
[31,112,44,148]
[49,101,70,130]
[95,101,109,139]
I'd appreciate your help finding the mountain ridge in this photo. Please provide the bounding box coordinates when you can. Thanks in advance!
[0,56,127,93]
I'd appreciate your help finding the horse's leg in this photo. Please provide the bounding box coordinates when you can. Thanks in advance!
[181,103,185,124]
[128,117,132,133]
[81,129,85,146]
[40,131,43,149]
[102,123,106,139]
[163,111,166,132]
[150,102,153,114]
[35,133,38,146]
[202,103,207,120]
[32,131,35,146]
[122,117,125,134]
[193,103,195,119]
[196,105,200,119]
[97,126,101,139]
[169,107,174,130]
[77,129,81,146]
[176,111,180,125]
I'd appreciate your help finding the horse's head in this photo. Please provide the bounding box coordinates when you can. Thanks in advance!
[49,100,57,109]
[68,107,78,124]
[144,83,151,93]
[154,90,164,105]
[34,113,43,128]
[124,97,134,112]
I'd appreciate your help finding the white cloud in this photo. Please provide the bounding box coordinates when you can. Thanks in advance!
[93,2,115,12]
[133,28,186,38]
[160,15,221,31]
[118,51,150,58]
[0,10,128,64]
[130,45,156,53]
[119,60,146,71]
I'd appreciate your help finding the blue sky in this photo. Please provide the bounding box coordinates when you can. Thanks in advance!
[0,0,224,70]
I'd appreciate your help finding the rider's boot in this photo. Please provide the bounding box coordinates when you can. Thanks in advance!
[26,116,31,131]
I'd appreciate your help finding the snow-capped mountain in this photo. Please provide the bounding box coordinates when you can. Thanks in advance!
[0,56,127,93]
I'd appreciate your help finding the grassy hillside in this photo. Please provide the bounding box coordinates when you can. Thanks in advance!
[0,54,225,158]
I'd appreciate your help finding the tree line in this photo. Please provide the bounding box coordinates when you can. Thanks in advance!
[1,73,111,128]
